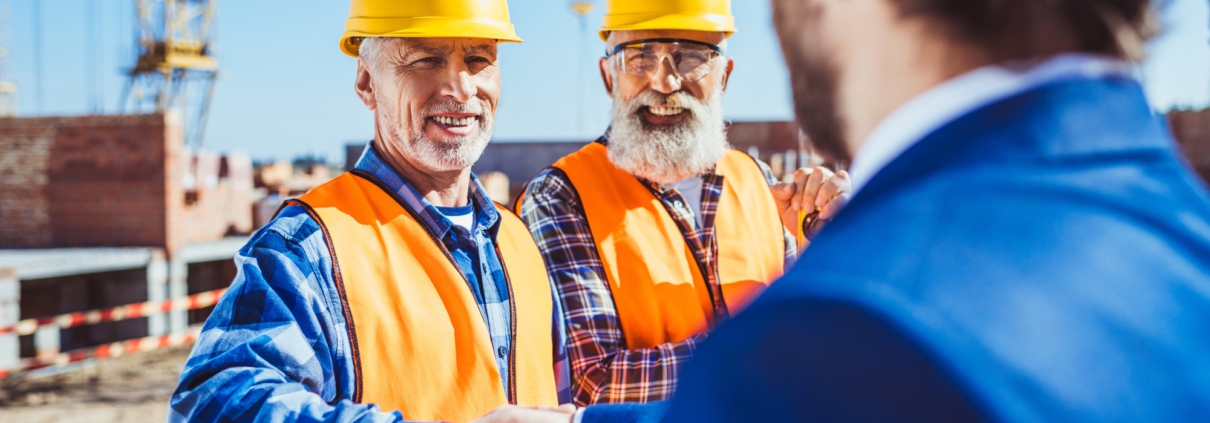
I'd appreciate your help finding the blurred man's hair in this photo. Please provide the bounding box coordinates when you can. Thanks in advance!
[894,0,1157,62]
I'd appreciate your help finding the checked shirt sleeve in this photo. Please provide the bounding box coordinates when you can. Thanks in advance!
[520,169,705,407]
[168,208,403,423]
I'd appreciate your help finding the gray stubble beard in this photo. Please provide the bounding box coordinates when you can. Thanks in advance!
[380,98,495,173]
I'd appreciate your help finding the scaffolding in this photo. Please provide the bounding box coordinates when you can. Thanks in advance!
[121,0,218,147]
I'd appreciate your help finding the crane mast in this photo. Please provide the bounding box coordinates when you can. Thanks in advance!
[121,0,218,147]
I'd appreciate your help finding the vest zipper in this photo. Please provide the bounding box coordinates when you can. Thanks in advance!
[418,225,514,402]
[348,171,514,401]
[657,191,730,327]
[496,245,520,405]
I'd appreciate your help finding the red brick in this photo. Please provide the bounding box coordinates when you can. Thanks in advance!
[0,114,254,251]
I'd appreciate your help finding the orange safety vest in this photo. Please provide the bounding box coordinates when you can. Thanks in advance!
[289,171,558,422]
[541,142,785,350]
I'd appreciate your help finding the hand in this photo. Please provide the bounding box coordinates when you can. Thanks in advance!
[470,404,577,423]
[771,167,851,239]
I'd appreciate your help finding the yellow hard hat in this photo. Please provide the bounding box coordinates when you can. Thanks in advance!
[600,0,736,41]
[341,0,523,57]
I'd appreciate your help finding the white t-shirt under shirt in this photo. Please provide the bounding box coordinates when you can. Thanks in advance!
[665,176,704,229]
[436,204,475,233]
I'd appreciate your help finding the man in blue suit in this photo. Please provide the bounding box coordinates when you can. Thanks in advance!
[555,0,1210,422]
[478,0,1210,421]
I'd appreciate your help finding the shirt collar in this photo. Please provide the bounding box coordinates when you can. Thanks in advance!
[353,141,501,239]
[848,53,1135,195]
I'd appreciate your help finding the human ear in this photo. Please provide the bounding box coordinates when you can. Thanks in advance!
[599,57,615,97]
[355,58,377,110]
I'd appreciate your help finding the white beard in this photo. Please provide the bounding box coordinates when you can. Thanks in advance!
[607,80,728,185]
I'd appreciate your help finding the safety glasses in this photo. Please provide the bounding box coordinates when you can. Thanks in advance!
[608,38,722,82]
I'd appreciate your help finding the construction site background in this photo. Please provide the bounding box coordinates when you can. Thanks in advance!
[0,113,252,252]
[0,0,1206,419]
[3,100,1210,421]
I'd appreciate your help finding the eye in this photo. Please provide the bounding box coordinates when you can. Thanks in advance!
[409,56,445,70]
[682,51,708,61]
[467,55,491,64]
[626,52,656,64]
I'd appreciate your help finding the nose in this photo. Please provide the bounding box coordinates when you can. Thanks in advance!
[441,66,477,103]
[649,56,682,94]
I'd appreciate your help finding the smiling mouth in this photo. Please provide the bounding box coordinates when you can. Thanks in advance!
[431,116,479,127]
[645,105,685,116]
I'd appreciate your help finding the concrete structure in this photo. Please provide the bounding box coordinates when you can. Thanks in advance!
[0,238,243,377]
[0,113,253,253]
[0,267,17,373]
[0,113,254,378]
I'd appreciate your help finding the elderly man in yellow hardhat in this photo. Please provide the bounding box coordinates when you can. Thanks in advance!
[168,2,577,422]
[516,0,851,406]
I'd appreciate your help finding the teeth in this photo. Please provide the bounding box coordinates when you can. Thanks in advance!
[648,106,685,116]
[434,116,476,127]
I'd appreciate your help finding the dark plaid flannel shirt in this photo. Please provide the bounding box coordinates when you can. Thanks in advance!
[520,139,797,406]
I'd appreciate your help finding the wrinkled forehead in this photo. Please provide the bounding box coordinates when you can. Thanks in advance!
[606,30,727,50]
[382,37,499,56]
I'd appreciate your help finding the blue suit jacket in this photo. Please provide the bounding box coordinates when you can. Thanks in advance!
[585,76,1210,422]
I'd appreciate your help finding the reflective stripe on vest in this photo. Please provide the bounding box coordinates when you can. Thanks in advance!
[551,143,785,350]
[292,171,557,422]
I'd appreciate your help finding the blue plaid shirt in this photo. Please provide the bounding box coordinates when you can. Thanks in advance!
[169,144,571,422]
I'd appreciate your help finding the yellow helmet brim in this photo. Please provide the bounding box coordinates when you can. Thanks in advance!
[341,17,523,57]
[599,12,736,41]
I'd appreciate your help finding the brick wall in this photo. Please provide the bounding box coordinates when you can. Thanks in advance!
[0,114,253,251]
[0,126,53,247]
[171,151,254,247]
[1169,109,1210,183]
[0,115,171,249]
[727,121,804,153]
[48,115,173,248]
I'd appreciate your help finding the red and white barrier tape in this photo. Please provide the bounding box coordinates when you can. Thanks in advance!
[0,326,203,380]
[0,288,227,336]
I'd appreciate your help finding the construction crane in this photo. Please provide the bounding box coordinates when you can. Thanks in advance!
[0,0,16,117]
[121,0,219,147]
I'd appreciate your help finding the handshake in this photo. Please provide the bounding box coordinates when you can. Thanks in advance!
[471,404,579,423]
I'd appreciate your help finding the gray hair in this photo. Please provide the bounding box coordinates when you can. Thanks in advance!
[357,37,388,65]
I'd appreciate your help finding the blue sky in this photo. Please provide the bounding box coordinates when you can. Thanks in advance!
[5,0,1210,161]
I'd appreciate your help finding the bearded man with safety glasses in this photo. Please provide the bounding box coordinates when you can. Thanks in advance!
[515,0,851,408]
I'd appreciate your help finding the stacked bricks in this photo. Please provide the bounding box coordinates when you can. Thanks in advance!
[0,125,53,247]
[727,121,805,154]
[0,113,254,252]
[0,114,171,249]
[170,150,254,248]
[1169,109,1210,184]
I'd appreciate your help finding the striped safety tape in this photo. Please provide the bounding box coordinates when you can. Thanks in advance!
[0,288,227,336]
[0,326,204,380]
